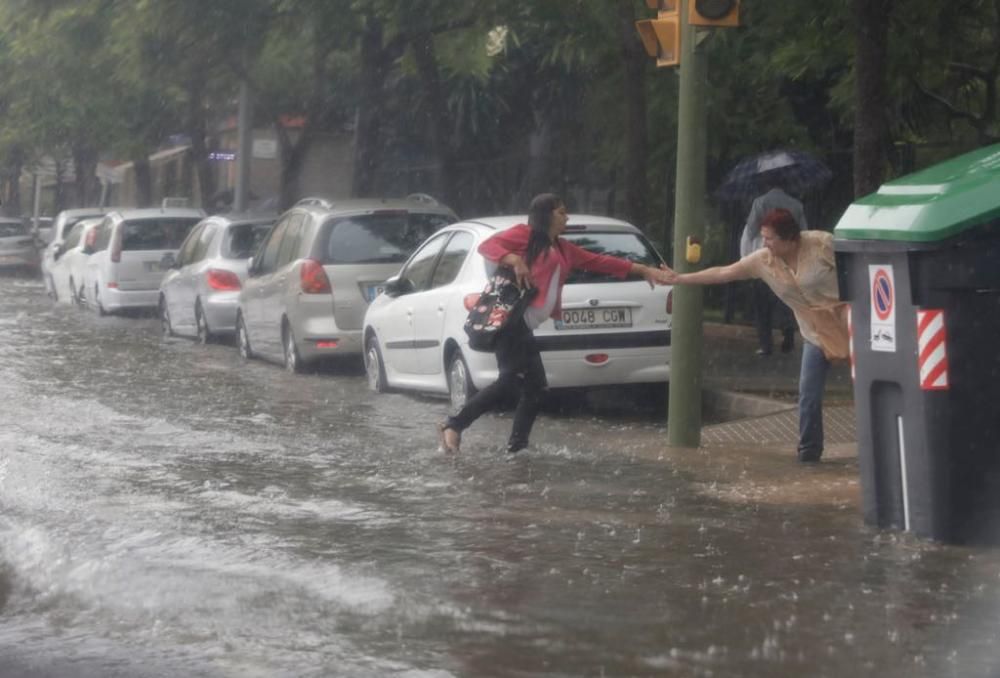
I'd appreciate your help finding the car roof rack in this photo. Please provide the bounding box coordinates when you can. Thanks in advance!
[294,197,335,209]
[405,193,440,206]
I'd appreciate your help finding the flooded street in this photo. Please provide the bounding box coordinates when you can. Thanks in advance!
[1,276,999,677]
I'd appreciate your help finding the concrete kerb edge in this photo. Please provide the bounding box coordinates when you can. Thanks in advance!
[702,387,797,422]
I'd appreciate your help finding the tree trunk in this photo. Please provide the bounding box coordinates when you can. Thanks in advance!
[852,0,893,198]
[353,18,389,198]
[275,121,312,211]
[133,155,153,207]
[186,78,216,208]
[72,146,99,206]
[411,32,458,209]
[617,0,650,228]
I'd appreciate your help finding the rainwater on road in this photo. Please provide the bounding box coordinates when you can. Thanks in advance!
[0,276,998,678]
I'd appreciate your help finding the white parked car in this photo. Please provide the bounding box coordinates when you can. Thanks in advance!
[48,217,103,304]
[42,208,109,297]
[362,215,672,408]
[83,206,205,315]
[159,214,277,342]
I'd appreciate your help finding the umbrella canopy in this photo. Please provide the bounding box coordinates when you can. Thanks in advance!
[715,149,832,202]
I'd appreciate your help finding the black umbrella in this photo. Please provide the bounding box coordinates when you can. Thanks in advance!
[715,149,832,202]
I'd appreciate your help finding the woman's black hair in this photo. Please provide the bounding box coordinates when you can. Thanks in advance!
[524,193,563,268]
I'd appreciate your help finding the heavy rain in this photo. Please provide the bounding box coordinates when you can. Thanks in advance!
[2,2,1000,677]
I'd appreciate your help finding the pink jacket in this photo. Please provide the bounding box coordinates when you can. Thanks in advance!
[478,223,633,319]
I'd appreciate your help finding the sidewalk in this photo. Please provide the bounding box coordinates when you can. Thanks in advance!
[699,322,856,447]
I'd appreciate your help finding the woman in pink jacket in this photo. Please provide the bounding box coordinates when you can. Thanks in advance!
[439,193,671,454]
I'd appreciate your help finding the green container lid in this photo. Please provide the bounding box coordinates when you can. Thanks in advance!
[835,143,1000,242]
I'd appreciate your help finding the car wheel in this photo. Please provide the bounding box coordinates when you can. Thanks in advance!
[237,313,253,360]
[365,334,390,393]
[160,298,174,337]
[195,301,213,345]
[94,284,107,316]
[447,350,476,411]
[283,323,303,374]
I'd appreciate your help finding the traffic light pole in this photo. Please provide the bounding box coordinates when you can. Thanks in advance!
[666,2,707,447]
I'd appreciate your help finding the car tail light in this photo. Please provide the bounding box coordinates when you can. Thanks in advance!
[585,353,609,364]
[666,288,673,315]
[463,293,480,311]
[206,268,241,291]
[300,258,332,294]
[107,282,119,289]
[110,231,122,263]
[315,340,339,349]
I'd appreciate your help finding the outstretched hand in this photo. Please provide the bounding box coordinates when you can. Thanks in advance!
[636,263,677,288]
[657,263,680,285]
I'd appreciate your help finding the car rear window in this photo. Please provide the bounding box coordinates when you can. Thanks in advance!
[320,212,454,264]
[562,231,664,284]
[0,222,27,237]
[224,221,275,259]
[121,218,201,251]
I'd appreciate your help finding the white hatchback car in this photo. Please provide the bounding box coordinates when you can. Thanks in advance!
[42,208,110,298]
[362,215,672,408]
[48,217,103,304]
[83,207,205,314]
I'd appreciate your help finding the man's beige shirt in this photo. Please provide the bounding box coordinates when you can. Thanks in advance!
[733,231,850,360]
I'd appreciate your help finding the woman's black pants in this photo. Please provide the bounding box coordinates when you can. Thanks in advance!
[446,319,548,450]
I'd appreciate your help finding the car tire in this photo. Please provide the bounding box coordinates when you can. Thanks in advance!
[160,298,174,337]
[195,301,213,345]
[283,323,303,374]
[236,313,253,360]
[365,334,390,393]
[94,284,107,316]
[447,350,477,411]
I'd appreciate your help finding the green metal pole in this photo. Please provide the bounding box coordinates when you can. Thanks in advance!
[667,1,707,447]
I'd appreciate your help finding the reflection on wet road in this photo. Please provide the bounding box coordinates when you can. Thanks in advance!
[0,276,999,677]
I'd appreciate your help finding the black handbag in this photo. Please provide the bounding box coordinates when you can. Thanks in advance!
[464,266,538,352]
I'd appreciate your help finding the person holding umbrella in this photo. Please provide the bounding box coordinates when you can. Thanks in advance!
[660,208,849,463]
[740,180,807,356]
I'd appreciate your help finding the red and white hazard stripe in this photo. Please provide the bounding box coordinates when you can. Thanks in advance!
[847,305,855,382]
[917,309,948,390]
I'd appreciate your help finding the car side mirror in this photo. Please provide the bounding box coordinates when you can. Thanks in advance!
[383,275,414,297]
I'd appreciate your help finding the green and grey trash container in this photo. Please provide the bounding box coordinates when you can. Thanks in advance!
[834,144,1000,544]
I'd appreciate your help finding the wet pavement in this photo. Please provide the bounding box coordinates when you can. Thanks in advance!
[1,275,1000,677]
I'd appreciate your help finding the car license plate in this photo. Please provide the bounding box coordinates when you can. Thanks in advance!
[364,283,386,302]
[555,307,632,330]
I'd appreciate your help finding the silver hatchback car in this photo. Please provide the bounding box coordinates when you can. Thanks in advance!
[158,213,277,342]
[236,196,457,372]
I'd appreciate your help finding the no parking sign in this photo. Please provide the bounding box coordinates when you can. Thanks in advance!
[869,264,896,352]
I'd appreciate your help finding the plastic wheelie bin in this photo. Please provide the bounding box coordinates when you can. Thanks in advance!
[834,143,1000,544]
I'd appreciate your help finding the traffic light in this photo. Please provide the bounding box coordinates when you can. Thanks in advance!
[688,0,739,27]
[635,0,681,68]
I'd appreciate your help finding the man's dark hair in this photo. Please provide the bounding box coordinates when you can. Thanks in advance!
[761,208,801,241]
